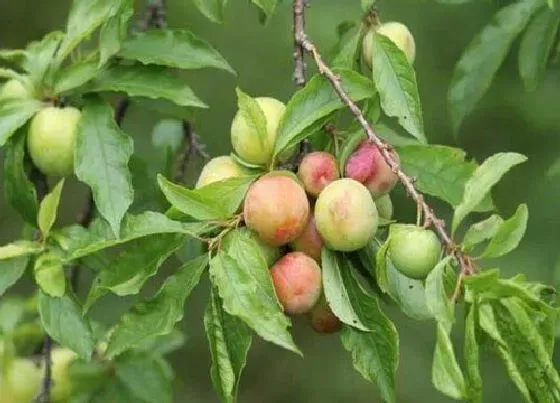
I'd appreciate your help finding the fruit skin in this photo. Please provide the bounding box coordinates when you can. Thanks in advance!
[195,156,246,188]
[308,295,341,334]
[27,106,82,177]
[244,173,310,246]
[0,79,31,100]
[239,227,281,266]
[388,224,442,280]
[314,178,379,252]
[49,348,77,402]
[297,152,339,197]
[231,97,286,165]
[362,21,416,67]
[270,252,322,315]
[0,358,42,403]
[375,194,393,220]
[290,215,324,263]
[344,140,399,199]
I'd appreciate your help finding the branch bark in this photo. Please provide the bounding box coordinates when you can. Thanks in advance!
[293,0,311,157]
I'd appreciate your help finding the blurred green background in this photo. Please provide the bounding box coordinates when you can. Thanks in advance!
[1,0,559,402]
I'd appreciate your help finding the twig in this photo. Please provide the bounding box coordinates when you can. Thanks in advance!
[173,121,209,182]
[295,15,474,299]
[293,0,311,157]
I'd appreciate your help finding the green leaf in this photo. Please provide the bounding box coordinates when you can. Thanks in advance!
[340,268,399,403]
[38,291,95,359]
[87,64,207,108]
[24,31,64,86]
[519,8,560,92]
[75,97,133,237]
[205,287,252,403]
[56,0,118,65]
[0,257,29,297]
[463,214,504,251]
[53,57,99,94]
[374,238,391,295]
[0,241,42,260]
[337,129,367,175]
[481,204,528,258]
[106,255,208,358]
[371,34,425,142]
[452,152,527,233]
[193,0,228,23]
[274,69,376,156]
[387,258,432,320]
[209,229,300,354]
[0,98,43,147]
[115,353,172,403]
[321,249,369,331]
[157,175,254,221]
[38,178,65,239]
[425,256,454,331]
[98,0,134,67]
[397,144,494,211]
[432,323,468,400]
[464,304,483,403]
[0,297,26,334]
[3,130,38,224]
[361,0,376,10]
[119,29,235,74]
[235,88,268,149]
[448,0,541,132]
[33,253,65,297]
[332,30,362,69]
[251,0,278,19]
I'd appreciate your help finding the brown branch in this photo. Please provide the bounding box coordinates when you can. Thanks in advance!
[173,121,209,183]
[296,27,474,300]
[293,0,311,157]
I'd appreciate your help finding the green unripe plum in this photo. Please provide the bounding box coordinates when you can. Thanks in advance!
[0,359,41,403]
[314,179,378,252]
[231,97,287,165]
[388,224,442,280]
[244,173,310,246]
[239,227,282,266]
[362,22,416,68]
[195,156,247,188]
[297,151,339,197]
[0,79,31,100]
[308,294,341,334]
[290,216,324,263]
[270,252,322,315]
[27,106,81,177]
[375,194,393,220]
[49,348,77,402]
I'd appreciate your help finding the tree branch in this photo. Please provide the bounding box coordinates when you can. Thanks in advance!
[173,121,209,182]
[293,0,311,157]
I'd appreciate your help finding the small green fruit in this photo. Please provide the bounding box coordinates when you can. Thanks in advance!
[0,79,31,100]
[363,22,416,68]
[195,156,247,188]
[388,224,441,280]
[49,348,77,402]
[0,358,41,403]
[27,106,82,177]
[375,194,393,220]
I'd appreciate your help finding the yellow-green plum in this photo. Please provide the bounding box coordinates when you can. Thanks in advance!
[244,173,310,246]
[375,194,393,220]
[195,156,247,188]
[270,252,322,315]
[362,21,416,68]
[314,179,378,252]
[49,348,77,402]
[27,106,81,177]
[297,151,339,197]
[231,97,286,165]
[290,215,324,263]
[0,79,31,100]
[0,359,41,403]
[308,294,341,334]
[388,224,442,280]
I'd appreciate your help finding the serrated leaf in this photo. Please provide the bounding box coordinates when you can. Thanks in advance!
[371,34,425,142]
[0,98,43,147]
[38,178,65,238]
[0,297,26,334]
[397,144,494,211]
[193,0,228,23]
[332,30,362,69]
[205,287,252,403]
[481,204,528,258]
[119,29,235,74]
[34,253,65,297]
[387,258,432,320]
[519,8,560,92]
[38,291,95,359]
[87,64,207,108]
[53,57,99,94]
[157,175,254,221]
[209,230,300,354]
[0,240,42,260]
[453,152,527,233]
[448,0,541,132]
[235,88,268,149]
[24,31,64,85]
[115,353,172,403]
[374,237,391,295]
[463,214,504,251]
[321,249,369,331]
[2,130,38,224]
[75,97,133,237]
[340,268,398,403]
[464,304,483,403]
[251,0,278,18]
[0,257,29,297]
[106,255,208,358]
[337,129,367,175]
[432,323,468,400]
[274,69,376,156]
[425,256,454,331]
[98,0,134,67]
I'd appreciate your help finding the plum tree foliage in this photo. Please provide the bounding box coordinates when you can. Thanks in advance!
[0,0,558,402]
